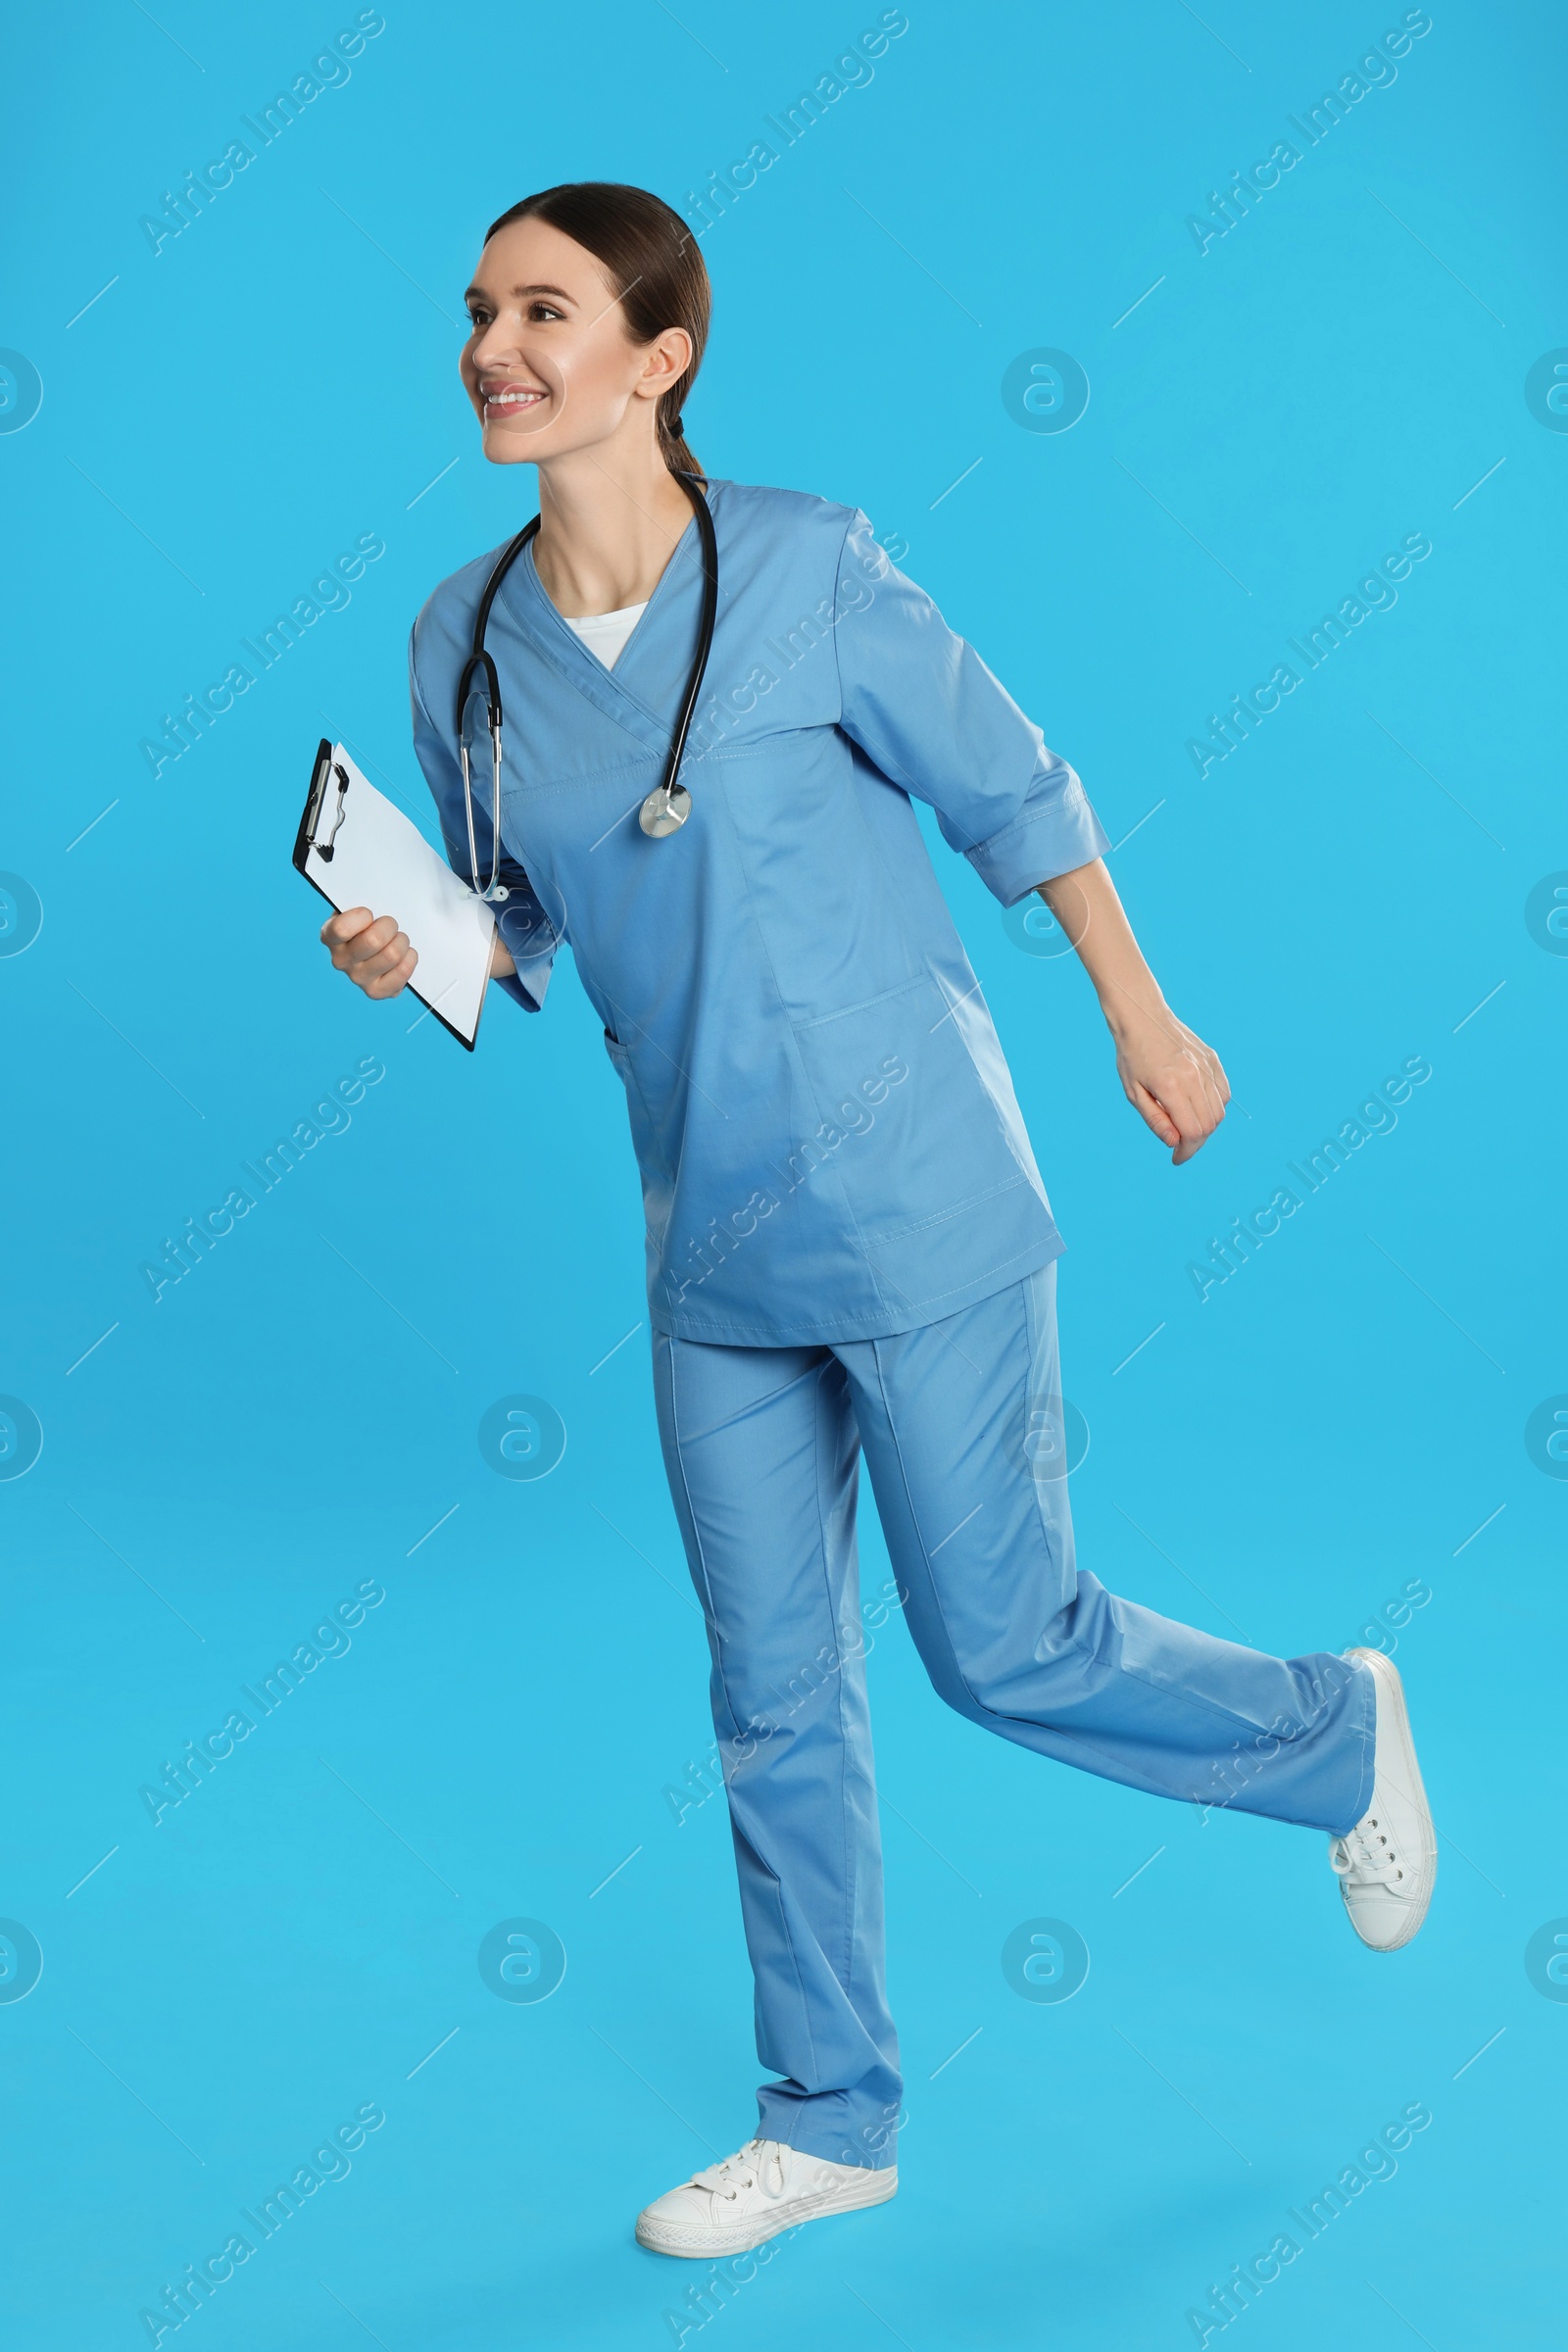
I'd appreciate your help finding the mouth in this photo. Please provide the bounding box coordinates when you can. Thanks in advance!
[479,381,549,421]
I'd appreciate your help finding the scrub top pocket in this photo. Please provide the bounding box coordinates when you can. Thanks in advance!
[790,972,1059,1323]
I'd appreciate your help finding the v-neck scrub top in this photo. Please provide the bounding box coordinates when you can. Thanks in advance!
[408,478,1111,1347]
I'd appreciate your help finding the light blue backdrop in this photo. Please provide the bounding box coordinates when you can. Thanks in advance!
[2,3,1563,2346]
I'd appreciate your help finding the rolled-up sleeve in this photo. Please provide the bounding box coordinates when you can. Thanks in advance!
[832,513,1110,906]
[408,625,559,1014]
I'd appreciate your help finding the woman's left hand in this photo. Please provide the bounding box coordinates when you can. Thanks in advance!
[1032,862,1229,1165]
[1111,1004,1230,1164]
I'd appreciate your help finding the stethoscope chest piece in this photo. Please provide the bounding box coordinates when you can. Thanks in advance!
[639,783,692,839]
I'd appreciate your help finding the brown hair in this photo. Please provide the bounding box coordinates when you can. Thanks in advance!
[484,181,710,479]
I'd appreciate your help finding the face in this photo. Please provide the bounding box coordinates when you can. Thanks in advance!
[460,216,690,465]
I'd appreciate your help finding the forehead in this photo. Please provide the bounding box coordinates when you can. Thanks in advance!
[471,215,616,303]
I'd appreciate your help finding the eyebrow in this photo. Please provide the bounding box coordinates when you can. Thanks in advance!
[462,281,577,307]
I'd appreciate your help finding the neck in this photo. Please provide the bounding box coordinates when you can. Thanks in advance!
[532,435,696,617]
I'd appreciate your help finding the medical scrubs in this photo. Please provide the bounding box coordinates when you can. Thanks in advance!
[409,480,1377,2166]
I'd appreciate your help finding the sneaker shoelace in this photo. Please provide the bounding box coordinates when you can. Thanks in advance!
[1330,1813,1406,1890]
[689,2138,789,2202]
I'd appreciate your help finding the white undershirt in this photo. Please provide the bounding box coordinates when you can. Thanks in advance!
[563,601,648,670]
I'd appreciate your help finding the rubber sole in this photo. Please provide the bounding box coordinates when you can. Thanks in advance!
[635,2163,897,2258]
[1343,1647,1437,1951]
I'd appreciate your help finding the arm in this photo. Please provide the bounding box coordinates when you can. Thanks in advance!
[1038,858,1229,1164]
[832,514,1112,901]
[829,518,1227,1167]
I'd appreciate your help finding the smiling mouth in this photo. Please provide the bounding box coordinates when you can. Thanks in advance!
[481,386,548,416]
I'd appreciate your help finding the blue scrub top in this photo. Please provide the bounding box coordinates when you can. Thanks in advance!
[408,478,1110,1346]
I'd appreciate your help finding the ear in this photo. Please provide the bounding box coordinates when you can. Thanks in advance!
[633,325,693,403]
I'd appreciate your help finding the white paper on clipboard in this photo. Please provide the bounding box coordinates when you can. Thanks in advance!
[299,744,496,1049]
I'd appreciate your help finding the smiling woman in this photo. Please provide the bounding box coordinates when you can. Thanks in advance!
[457,183,710,624]
[310,175,1434,2272]
[466,184,707,474]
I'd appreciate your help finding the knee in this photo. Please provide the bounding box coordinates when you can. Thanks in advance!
[924,1642,1017,1727]
[925,1589,1091,1725]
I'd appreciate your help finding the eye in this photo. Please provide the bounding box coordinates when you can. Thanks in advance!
[527,302,564,322]
[465,308,490,331]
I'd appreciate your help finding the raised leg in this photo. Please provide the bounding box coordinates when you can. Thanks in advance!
[835,1260,1376,1836]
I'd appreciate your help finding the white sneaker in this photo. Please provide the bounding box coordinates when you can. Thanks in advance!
[1329,1648,1437,1952]
[634,2135,896,2258]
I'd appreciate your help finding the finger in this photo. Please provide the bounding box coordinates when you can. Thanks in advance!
[1182,1029,1231,1111]
[361,941,415,992]
[1127,1077,1181,1148]
[339,915,402,970]
[1166,1082,1221,1163]
[1186,1061,1226,1131]
[353,932,413,986]
[1158,1061,1213,1130]
[321,906,375,947]
[1149,1071,1218,1162]
[1171,1048,1228,1132]
[365,948,417,1000]
[1182,1037,1226,1101]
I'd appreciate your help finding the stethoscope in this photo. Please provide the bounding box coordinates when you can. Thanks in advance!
[453,468,718,899]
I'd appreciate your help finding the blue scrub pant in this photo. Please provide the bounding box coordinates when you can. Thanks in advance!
[651,1260,1376,2170]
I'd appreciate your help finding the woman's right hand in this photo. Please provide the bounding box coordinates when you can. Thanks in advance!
[320,906,417,999]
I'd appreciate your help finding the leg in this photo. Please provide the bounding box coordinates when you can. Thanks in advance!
[651,1328,902,2169]
[834,1260,1376,1836]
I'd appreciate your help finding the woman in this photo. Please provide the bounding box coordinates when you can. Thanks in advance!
[320,182,1436,2260]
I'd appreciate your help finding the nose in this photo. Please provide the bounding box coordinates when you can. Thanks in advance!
[470,328,506,369]
[469,316,523,372]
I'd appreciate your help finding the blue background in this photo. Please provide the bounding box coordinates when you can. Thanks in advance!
[2,2,1564,2345]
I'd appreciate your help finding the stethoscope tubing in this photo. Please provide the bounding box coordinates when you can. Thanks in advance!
[453,471,718,897]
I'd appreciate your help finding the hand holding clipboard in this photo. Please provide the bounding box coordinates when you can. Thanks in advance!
[294,740,501,1050]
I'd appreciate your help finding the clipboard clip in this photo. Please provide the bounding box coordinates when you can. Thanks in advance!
[303,743,350,861]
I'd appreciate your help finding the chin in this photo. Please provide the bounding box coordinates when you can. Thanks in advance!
[481,423,552,463]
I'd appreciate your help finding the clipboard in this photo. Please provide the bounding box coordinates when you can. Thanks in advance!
[294,739,497,1051]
